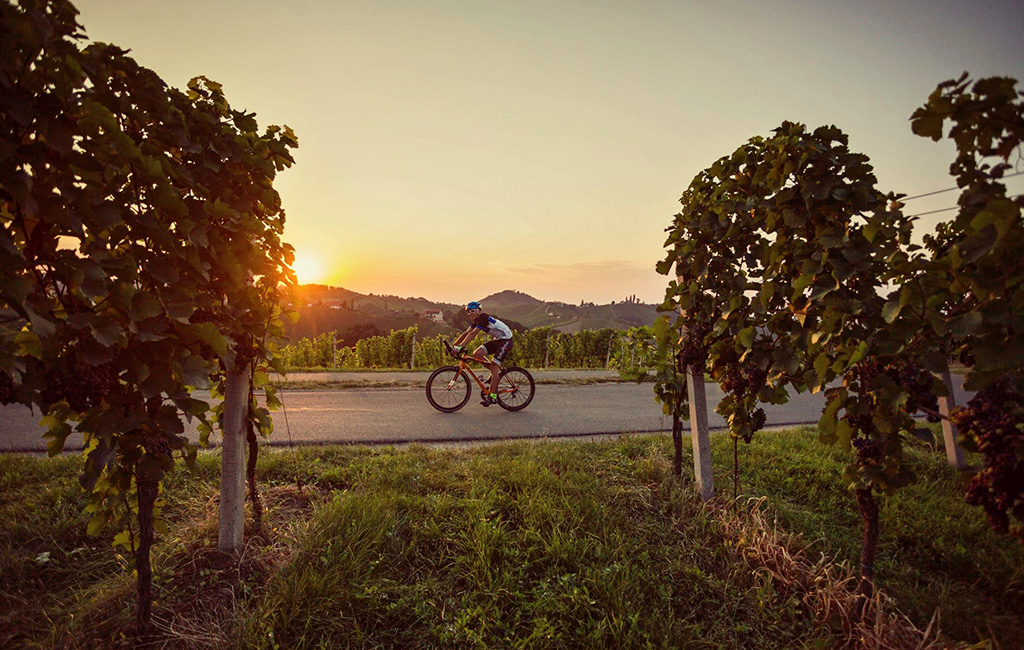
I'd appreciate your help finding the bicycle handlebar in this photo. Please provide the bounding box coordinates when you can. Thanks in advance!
[444,340,488,364]
[443,340,464,361]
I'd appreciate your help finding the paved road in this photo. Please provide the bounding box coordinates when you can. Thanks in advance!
[271,369,625,385]
[0,373,970,453]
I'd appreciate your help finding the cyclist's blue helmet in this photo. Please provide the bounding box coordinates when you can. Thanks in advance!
[466,301,481,310]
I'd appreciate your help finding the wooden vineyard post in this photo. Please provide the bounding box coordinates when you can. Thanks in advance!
[938,361,966,469]
[219,360,251,551]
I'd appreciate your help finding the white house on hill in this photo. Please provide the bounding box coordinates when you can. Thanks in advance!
[422,309,444,324]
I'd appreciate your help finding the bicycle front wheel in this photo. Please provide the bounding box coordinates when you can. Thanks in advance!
[426,366,472,412]
[496,366,535,411]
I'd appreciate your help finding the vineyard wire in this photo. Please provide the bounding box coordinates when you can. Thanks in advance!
[908,192,1023,218]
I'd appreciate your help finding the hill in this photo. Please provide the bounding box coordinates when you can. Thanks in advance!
[285,286,657,342]
[483,290,657,331]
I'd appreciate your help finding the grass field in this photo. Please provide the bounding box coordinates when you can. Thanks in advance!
[1,428,1020,649]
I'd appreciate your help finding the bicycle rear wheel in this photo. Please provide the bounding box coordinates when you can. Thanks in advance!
[496,366,534,411]
[426,366,472,412]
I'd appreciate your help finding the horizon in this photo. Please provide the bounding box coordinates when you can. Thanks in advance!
[75,0,1024,304]
[297,283,655,308]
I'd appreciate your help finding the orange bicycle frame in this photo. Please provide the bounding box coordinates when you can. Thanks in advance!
[447,348,521,397]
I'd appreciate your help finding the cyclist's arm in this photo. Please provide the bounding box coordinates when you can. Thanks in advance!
[453,326,477,347]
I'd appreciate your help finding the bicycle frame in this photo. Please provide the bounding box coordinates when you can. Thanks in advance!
[427,340,534,413]
[445,342,521,396]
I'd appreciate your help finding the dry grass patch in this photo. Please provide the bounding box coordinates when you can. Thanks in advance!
[712,497,960,650]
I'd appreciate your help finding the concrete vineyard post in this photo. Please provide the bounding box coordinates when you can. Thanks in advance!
[679,295,713,500]
[687,366,714,499]
[938,361,966,469]
[218,362,251,551]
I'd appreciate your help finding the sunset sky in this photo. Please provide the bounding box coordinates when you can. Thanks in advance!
[75,0,1024,304]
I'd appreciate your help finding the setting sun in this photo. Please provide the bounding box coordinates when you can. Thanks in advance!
[291,252,324,285]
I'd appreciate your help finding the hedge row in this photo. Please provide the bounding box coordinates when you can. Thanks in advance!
[279,325,657,372]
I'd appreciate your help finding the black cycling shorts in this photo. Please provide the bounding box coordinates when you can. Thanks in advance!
[483,338,513,365]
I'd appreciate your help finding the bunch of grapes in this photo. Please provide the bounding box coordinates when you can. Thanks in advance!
[850,358,940,420]
[889,359,940,421]
[39,367,66,407]
[234,340,258,368]
[853,436,882,465]
[843,411,877,437]
[0,371,16,405]
[721,363,767,397]
[718,360,769,441]
[39,358,119,413]
[81,362,118,408]
[849,359,882,390]
[952,376,1024,540]
[676,320,711,372]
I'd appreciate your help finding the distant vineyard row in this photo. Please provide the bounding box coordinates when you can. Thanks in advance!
[278,325,659,372]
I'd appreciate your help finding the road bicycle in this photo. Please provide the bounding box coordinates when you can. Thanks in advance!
[426,341,535,412]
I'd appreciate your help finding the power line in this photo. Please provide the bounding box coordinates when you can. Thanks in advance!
[901,186,960,202]
[909,206,959,218]
[901,170,1024,202]
[908,193,1023,219]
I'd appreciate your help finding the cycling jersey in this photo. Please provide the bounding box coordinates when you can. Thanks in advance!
[473,313,512,340]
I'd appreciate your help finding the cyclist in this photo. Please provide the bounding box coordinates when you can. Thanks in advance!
[452,301,514,406]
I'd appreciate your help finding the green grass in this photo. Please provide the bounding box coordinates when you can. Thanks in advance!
[717,426,1024,645]
[236,442,825,649]
[0,430,1021,648]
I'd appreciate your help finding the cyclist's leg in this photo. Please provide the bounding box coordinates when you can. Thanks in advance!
[486,361,500,394]
[473,344,495,386]
[473,343,499,406]
[488,339,514,393]
[478,342,498,394]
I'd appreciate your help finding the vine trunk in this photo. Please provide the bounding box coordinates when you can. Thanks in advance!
[134,475,158,637]
[246,377,262,527]
[672,414,683,477]
[855,487,879,617]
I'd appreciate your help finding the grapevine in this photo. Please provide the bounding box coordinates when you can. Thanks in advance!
[661,118,919,606]
[910,74,1024,542]
[953,377,1024,541]
[0,0,298,635]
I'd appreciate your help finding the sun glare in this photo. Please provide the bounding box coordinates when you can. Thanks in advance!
[292,253,324,285]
